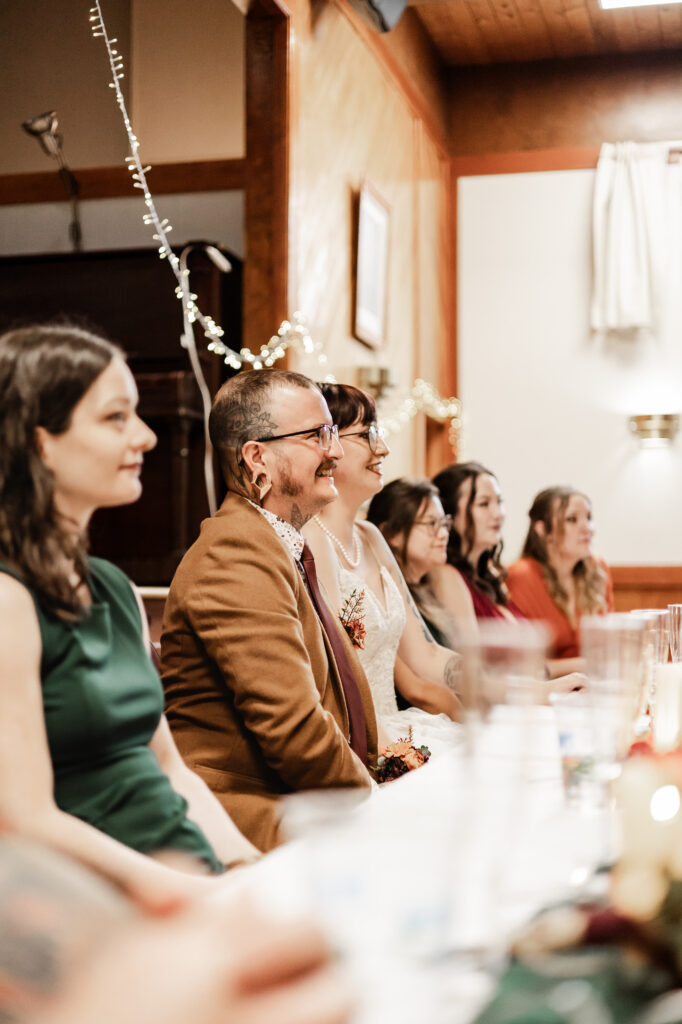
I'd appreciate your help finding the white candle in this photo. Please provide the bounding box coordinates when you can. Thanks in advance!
[653,663,682,752]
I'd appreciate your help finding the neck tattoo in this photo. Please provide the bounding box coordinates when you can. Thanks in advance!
[313,515,361,569]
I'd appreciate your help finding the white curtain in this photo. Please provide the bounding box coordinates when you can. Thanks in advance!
[591,140,670,333]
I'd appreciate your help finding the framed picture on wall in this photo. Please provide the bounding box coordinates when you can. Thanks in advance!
[354,181,390,349]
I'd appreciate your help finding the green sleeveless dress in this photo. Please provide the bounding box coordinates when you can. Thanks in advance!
[2,558,223,873]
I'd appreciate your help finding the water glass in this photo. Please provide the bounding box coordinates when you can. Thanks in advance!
[630,609,670,716]
[668,604,682,662]
[457,620,550,722]
[630,608,670,664]
[549,691,596,808]
[581,614,647,777]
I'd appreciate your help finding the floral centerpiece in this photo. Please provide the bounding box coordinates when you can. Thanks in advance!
[475,744,682,1024]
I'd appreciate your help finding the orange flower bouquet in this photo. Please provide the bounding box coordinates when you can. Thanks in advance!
[375,726,431,783]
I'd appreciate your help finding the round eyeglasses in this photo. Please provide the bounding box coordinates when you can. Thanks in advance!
[413,514,453,536]
[338,423,386,454]
[255,423,340,453]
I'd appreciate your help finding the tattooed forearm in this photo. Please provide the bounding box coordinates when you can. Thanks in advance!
[443,654,461,695]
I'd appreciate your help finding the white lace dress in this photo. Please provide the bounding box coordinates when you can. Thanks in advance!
[337,564,461,757]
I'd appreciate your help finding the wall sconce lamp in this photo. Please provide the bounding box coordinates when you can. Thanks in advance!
[629,414,680,448]
[357,366,395,401]
[22,110,82,252]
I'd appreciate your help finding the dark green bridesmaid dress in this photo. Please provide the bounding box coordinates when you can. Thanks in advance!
[1,557,223,873]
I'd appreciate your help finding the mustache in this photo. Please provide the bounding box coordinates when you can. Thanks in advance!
[316,459,337,474]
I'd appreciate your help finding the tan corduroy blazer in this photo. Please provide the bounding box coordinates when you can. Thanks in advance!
[161,493,378,853]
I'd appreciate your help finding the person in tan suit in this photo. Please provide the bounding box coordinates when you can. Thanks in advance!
[161,370,378,852]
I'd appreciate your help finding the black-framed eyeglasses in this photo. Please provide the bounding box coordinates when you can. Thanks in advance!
[255,423,340,453]
[338,423,386,454]
[413,515,453,536]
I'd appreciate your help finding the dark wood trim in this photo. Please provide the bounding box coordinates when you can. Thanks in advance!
[450,147,600,179]
[611,566,682,587]
[243,2,289,354]
[0,159,246,206]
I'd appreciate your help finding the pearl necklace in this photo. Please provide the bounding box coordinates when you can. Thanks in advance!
[313,515,361,569]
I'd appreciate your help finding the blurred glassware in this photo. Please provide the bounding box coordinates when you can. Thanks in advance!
[668,604,682,663]
[630,608,669,665]
[549,690,596,809]
[630,609,670,719]
[456,620,550,750]
[279,782,459,1024]
[581,614,647,781]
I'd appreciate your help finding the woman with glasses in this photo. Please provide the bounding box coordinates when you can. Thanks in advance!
[303,384,461,755]
[366,477,464,647]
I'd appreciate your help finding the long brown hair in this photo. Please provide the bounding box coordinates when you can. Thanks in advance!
[432,462,508,605]
[367,477,456,646]
[521,486,609,622]
[0,323,121,618]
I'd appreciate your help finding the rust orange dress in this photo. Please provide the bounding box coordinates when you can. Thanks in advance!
[505,556,614,659]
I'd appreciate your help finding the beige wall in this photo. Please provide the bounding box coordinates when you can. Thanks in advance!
[131,0,244,163]
[288,0,452,479]
[0,0,132,174]
[453,50,682,565]
[0,0,244,177]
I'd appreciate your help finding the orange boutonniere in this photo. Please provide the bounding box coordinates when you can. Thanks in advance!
[339,588,367,650]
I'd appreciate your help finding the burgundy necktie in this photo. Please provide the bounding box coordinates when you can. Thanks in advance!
[300,542,368,765]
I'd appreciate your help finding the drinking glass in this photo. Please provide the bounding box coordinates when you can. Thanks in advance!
[630,609,670,717]
[630,608,669,663]
[453,622,552,957]
[279,785,459,1022]
[668,604,682,663]
[549,690,596,808]
[457,621,550,727]
[581,614,647,779]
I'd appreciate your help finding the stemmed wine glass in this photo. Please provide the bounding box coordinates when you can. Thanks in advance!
[668,604,682,663]
[629,609,669,720]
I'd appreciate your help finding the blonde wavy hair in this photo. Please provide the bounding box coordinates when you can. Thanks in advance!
[521,486,609,625]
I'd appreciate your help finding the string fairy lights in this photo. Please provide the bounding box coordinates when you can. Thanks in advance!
[88,0,319,371]
[89,1,460,449]
[379,380,461,449]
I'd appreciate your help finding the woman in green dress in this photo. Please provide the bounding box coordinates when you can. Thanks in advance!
[0,323,257,908]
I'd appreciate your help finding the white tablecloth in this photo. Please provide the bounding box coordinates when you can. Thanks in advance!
[228,706,615,1024]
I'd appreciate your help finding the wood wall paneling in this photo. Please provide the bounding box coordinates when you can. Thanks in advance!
[447,51,682,156]
[611,566,682,612]
[411,0,682,67]
[286,0,452,481]
[338,2,450,153]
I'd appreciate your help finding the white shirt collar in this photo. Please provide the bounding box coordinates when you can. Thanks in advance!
[248,500,305,562]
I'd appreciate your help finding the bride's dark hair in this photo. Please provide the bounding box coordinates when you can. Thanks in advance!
[316,382,376,429]
[0,323,122,619]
